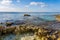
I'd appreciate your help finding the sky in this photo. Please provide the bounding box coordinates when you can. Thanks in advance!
[0,0,60,12]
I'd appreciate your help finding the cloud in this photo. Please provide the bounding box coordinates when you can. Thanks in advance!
[0,0,21,12]
[0,5,21,12]
[30,2,39,6]
[25,2,48,8]
[0,0,12,6]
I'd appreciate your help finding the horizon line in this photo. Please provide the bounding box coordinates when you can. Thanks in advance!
[0,11,59,12]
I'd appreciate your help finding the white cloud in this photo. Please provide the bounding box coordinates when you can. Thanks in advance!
[0,0,12,6]
[0,0,21,12]
[30,2,39,6]
[0,6,21,12]
[25,2,48,8]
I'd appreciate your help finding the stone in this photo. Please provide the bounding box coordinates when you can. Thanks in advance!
[6,22,13,26]
[24,14,31,16]
[57,37,60,40]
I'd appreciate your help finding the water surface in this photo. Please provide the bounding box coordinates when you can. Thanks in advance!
[0,12,59,22]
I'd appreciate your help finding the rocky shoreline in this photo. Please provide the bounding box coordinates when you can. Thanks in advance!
[0,23,60,40]
[0,14,60,40]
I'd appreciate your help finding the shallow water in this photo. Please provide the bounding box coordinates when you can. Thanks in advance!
[0,12,58,22]
[0,33,33,40]
[0,12,60,40]
[0,34,15,40]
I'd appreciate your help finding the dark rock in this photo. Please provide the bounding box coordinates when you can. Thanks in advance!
[24,14,31,16]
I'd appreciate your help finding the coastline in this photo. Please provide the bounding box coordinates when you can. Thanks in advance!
[0,13,60,40]
[0,23,60,40]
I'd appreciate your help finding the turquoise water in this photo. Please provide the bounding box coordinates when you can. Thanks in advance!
[0,12,59,22]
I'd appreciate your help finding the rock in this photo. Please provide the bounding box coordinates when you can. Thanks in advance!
[6,22,13,26]
[24,14,31,16]
[55,15,60,22]
[1,23,60,40]
[53,31,58,35]
[0,26,3,35]
[57,37,60,40]
[21,36,34,40]
[50,35,56,40]
[0,26,4,31]
[41,37,48,40]
[2,26,16,34]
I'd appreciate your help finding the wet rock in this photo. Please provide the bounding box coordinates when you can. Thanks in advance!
[24,14,31,16]
[2,26,16,34]
[6,22,13,26]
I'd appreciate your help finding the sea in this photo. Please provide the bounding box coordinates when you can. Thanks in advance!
[0,12,60,23]
[0,12,60,40]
